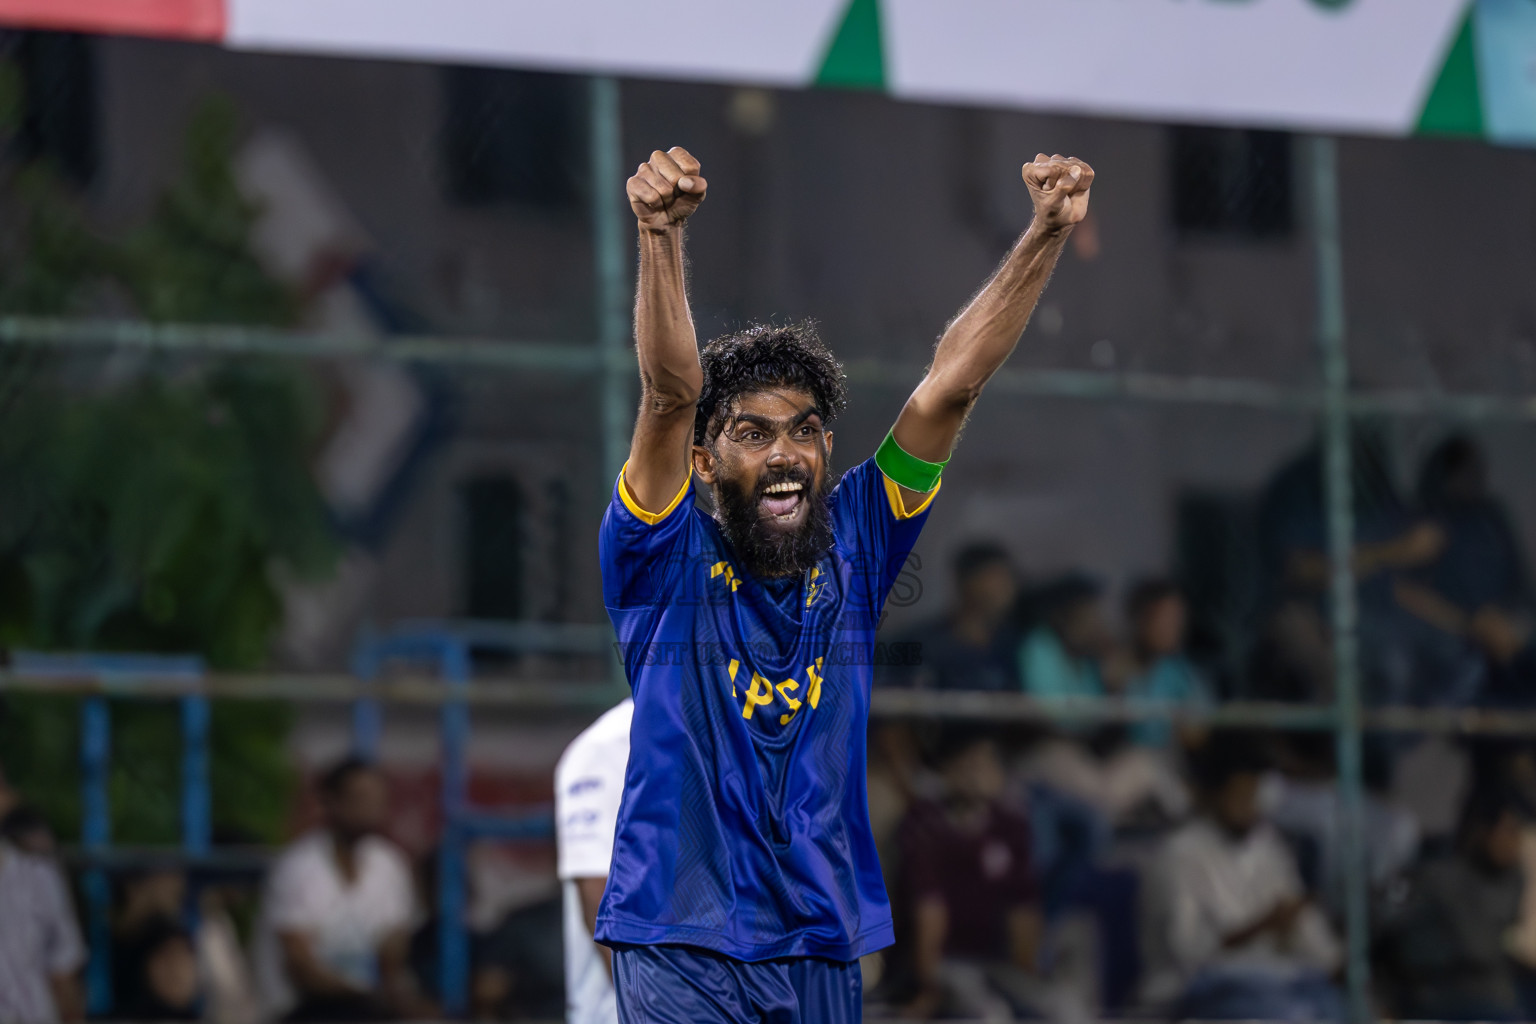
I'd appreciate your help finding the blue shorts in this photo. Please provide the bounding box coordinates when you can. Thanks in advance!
[612,945,862,1024]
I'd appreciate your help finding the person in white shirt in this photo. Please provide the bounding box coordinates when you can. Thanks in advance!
[0,839,85,1024]
[554,699,633,1024]
[1140,733,1344,1022]
[254,757,426,1022]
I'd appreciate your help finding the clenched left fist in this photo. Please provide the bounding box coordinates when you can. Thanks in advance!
[1024,154,1094,235]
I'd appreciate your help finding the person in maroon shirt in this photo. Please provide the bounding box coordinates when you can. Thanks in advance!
[896,728,1047,1020]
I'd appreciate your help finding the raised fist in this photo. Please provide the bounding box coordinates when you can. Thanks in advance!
[628,146,707,232]
[1024,154,1094,235]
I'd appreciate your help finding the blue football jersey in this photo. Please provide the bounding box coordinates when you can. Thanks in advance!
[595,456,935,962]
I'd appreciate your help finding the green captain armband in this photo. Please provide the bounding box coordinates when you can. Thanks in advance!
[875,430,949,493]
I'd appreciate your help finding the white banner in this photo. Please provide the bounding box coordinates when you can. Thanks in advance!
[227,0,850,86]
[6,0,1533,143]
[884,0,1467,134]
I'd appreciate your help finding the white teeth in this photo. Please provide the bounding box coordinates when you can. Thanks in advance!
[764,482,803,495]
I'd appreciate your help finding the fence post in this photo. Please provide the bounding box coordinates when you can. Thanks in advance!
[1312,133,1369,1024]
[350,631,383,759]
[590,75,628,489]
[181,695,212,857]
[80,696,112,1015]
[437,638,473,1015]
[590,74,629,688]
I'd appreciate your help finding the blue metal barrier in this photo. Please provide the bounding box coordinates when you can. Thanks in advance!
[10,651,208,1016]
[349,624,556,1016]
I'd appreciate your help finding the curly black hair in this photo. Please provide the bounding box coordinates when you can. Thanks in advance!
[694,321,849,446]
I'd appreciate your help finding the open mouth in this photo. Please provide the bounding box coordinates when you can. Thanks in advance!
[758,480,806,523]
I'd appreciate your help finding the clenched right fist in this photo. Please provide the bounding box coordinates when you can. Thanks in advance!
[628,147,707,233]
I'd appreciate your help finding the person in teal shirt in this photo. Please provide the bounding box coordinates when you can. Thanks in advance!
[1017,575,1199,825]
[1120,579,1210,749]
[1017,576,1209,746]
[1018,575,1110,702]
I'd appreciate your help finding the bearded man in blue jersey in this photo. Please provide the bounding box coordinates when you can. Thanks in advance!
[597,144,1094,1023]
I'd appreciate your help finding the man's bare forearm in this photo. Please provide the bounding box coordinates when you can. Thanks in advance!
[623,146,708,511]
[635,227,702,410]
[934,226,1068,398]
[897,226,1068,462]
[892,155,1091,469]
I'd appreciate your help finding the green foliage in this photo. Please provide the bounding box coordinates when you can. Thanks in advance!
[115,97,297,326]
[0,164,103,315]
[0,361,333,662]
[0,91,336,845]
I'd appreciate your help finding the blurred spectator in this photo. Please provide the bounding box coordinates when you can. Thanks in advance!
[409,849,566,1021]
[111,864,260,1024]
[1019,574,1109,701]
[1,802,58,857]
[1247,601,1336,704]
[1377,791,1526,1021]
[470,898,565,1021]
[1258,429,1427,609]
[1394,436,1535,705]
[1255,431,1443,706]
[112,867,190,1019]
[1019,575,1190,825]
[1262,736,1419,919]
[1140,733,1343,1021]
[554,698,632,1024]
[0,830,87,1022]
[114,916,200,1021]
[896,728,1073,1022]
[254,757,428,1022]
[199,883,263,1024]
[1411,436,1528,618]
[881,542,1020,691]
[1119,579,1211,750]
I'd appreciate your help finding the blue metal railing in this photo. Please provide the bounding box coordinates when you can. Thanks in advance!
[11,631,581,1018]
[10,651,209,1016]
[349,623,560,1015]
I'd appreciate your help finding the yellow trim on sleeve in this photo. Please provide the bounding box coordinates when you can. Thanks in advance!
[883,473,941,520]
[618,461,694,525]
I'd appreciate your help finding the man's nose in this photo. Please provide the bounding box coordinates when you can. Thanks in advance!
[766,438,797,467]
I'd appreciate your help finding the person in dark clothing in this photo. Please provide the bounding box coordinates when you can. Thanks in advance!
[409,850,566,1021]
[1412,436,1527,614]
[1254,429,1445,705]
[113,916,200,1022]
[1394,435,1536,705]
[0,803,57,857]
[896,728,1056,1021]
[1377,790,1527,1021]
[881,541,1020,691]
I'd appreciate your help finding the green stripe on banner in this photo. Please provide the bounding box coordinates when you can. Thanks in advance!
[815,0,885,90]
[1417,7,1485,138]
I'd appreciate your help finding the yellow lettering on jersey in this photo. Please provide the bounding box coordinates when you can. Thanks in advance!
[741,672,774,719]
[711,561,742,592]
[775,679,803,726]
[724,650,828,724]
[805,567,826,607]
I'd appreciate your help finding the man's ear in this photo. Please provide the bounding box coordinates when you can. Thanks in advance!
[692,444,717,485]
[823,429,833,461]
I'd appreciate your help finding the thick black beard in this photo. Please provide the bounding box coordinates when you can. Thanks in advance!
[713,466,834,579]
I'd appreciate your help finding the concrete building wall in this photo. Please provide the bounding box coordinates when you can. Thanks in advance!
[79,37,1536,659]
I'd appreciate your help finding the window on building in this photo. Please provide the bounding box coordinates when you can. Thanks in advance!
[440,66,586,209]
[459,475,524,620]
[7,31,99,188]
[1170,126,1292,240]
